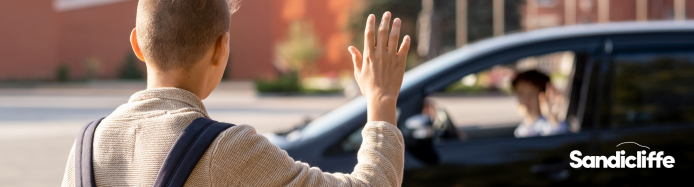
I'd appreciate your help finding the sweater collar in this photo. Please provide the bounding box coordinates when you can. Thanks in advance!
[128,87,208,116]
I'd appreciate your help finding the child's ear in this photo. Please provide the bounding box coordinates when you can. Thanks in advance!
[211,32,229,67]
[130,28,146,62]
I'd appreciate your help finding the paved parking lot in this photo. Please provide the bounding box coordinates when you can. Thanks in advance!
[0,81,350,187]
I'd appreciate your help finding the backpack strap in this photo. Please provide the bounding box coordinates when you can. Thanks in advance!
[74,117,105,187]
[154,117,236,187]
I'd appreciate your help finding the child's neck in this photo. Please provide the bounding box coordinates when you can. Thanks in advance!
[146,67,209,99]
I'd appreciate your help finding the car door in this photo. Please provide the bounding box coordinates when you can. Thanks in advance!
[591,33,694,186]
[401,48,600,186]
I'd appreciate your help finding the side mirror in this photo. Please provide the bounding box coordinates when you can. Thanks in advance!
[403,114,435,140]
[403,114,439,164]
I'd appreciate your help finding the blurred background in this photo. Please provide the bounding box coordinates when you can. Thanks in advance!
[0,0,692,186]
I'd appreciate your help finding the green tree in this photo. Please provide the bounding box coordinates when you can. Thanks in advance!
[349,0,421,62]
[276,20,322,74]
[119,52,144,80]
[256,20,322,93]
[56,64,70,82]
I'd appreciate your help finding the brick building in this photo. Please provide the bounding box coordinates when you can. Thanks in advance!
[2,0,690,81]
[522,0,694,30]
[0,0,359,81]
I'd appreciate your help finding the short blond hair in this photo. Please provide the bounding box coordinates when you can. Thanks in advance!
[136,0,240,70]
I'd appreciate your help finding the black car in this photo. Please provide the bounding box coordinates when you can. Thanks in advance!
[265,21,694,186]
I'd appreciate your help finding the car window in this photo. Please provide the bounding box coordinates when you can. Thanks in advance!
[609,51,694,128]
[422,51,579,141]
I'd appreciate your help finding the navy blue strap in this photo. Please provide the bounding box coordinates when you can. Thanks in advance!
[74,117,105,187]
[74,117,233,187]
[154,117,235,187]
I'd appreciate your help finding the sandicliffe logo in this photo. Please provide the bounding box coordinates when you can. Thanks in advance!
[570,142,675,168]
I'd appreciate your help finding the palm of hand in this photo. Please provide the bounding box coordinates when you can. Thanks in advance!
[539,83,564,124]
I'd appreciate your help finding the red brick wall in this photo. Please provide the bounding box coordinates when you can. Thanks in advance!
[227,0,278,79]
[0,0,360,81]
[0,0,58,80]
[648,0,675,20]
[521,0,694,30]
[610,0,637,22]
[0,0,140,80]
[55,1,140,79]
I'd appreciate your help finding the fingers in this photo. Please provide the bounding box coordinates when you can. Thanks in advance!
[546,83,562,96]
[396,35,411,63]
[388,18,401,56]
[538,92,549,113]
[538,92,547,103]
[545,83,554,93]
[348,46,363,73]
[364,14,376,57]
[544,82,564,102]
[377,12,392,57]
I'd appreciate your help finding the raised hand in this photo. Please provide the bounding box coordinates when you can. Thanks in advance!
[348,12,411,125]
[539,83,564,125]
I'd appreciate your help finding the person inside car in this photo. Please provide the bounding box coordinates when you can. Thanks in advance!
[511,70,569,138]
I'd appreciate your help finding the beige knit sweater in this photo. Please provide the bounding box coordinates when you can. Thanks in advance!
[61,88,404,187]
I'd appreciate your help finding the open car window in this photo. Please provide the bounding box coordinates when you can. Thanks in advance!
[423,51,580,142]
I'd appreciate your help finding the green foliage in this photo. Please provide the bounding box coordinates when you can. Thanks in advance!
[119,53,144,80]
[265,21,332,94]
[255,72,343,94]
[56,64,70,82]
[349,0,421,58]
[444,83,486,94]
[255,71,302,93]
[300,88,342,94]
[276,21,322,72]
[84,57,101,80]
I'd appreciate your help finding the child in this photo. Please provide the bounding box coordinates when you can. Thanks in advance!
[61,0,411,186]
[511,70,569,138]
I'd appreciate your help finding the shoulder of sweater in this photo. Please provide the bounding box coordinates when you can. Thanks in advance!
[221,124,256,133]
[213,124,262,143]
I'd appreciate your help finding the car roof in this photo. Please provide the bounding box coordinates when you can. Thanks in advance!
[401,21,694,91]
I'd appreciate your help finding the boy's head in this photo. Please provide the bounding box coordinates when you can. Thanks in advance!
[512,70,549,93]
[135,0,238,70]
[511,70,550,117]
[130,0,240,99]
